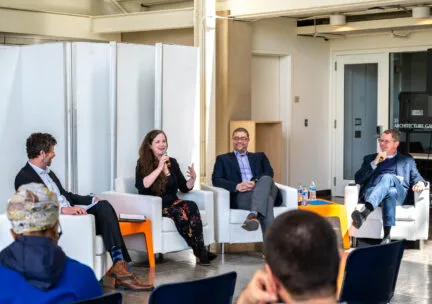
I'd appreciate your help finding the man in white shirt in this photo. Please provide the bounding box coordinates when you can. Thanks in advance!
[15,132,153,291]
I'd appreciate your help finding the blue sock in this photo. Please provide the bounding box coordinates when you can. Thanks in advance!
[109,247,132,272]
[109,247,124,265]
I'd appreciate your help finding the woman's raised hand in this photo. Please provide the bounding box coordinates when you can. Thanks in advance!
[187,163,197,180]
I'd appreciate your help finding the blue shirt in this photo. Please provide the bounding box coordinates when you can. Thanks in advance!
[234,150,253,182]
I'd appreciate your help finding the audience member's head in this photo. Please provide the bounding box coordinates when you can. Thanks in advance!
[263,209,340,303]
[7,183,61,243]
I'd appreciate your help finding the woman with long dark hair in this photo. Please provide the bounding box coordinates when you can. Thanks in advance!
[135,130,216,265]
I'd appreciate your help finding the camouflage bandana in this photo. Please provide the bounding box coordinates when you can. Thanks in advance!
[7,183,59,234]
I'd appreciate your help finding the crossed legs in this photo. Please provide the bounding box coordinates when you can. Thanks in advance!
[351,174,406,242]
[234,176,278,238]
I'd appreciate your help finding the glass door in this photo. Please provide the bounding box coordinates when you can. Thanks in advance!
[333,53,389,196]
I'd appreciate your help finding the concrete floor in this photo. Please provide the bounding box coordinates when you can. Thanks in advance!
[103,239,432,303]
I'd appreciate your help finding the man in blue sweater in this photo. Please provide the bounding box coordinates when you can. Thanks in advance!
[0,183,103,304]
[351,129,427,244]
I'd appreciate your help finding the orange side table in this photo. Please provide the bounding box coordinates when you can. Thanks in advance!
[298,199,350,249]
[119,219,155,268]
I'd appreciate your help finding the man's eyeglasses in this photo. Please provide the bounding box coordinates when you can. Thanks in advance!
[232,137,249,142]
[377,139,395,144]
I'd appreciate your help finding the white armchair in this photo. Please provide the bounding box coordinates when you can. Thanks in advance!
[0,213,111,280]
[201,183,298,252]
[100,177,215,256]
[345,183,430,246]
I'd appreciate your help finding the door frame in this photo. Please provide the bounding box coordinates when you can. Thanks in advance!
[252,51,292,185]
[331,52,389,196]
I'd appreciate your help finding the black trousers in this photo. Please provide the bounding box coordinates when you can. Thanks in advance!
[87,200,131,262]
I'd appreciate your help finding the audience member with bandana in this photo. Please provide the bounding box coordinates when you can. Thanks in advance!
[0,183,102,303]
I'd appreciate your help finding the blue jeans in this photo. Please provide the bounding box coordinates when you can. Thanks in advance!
[363,174,407,226]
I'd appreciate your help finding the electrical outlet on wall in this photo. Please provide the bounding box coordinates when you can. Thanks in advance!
[294,96,300,103]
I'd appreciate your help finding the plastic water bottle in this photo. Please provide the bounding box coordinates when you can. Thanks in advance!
[302,187,309,206]
[297,184,303,205]
[309,181,317,201]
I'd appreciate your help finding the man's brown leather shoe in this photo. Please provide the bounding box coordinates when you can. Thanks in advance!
[241,213,260,231]
[107,260,154,291]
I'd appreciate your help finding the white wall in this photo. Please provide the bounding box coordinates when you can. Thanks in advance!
[252,18,331,190]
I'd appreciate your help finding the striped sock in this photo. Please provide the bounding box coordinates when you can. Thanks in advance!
[109,247,124,265]
[109,247,132,272]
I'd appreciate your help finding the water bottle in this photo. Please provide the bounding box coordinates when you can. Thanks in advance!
[297,184,303,205]
[302,187,309,206]
[309,181,317,201]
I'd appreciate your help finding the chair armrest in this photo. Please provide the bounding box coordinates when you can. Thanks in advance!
[414,183,430,237]
[414,181,430,205]
[59,214,96,271]
[100,191,163,251]
[0,213,14,250]
[201,184,230,243]
[178,190,213,211]
[275,183,297,209]
[179,190,214,245]
[100,191,162,219]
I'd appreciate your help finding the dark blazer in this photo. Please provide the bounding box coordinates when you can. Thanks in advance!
[212,152,282,206]
[354,152,424,202]
[15,163,92,206]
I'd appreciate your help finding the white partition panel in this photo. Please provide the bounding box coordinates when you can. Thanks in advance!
[157,44,200,179]
[116,43,155,179]
[0,46,21,212]
[20,43,68,188]
[72,42,112,195]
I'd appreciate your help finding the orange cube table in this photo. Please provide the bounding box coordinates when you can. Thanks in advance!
[298,199,350,249]
[118,219,155,268]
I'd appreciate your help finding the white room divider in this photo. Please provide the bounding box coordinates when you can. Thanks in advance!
[155,44,200,180]
[0,44,69,213]
[0,42,199,213]
[0,46,22,213]
[72,42,113,195]
[116,43,156,179]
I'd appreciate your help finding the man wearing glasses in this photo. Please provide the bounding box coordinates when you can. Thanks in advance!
[212,127,281,238]
[0,183,103,303]
[351,129,427,244]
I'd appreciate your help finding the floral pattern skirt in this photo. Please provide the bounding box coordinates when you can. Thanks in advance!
[162,199,205,257]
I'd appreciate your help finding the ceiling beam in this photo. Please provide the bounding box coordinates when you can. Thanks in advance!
[297,17,432,35]
[230,0,429,19]
[91,8,194,33]
[0,8,120,41]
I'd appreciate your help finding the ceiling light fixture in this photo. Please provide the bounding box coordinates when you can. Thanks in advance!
[330,14,346,26]
[412,6,430,19]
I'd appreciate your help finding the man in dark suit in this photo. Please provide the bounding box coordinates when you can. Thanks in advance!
[212,127,281,238]
[352,129,426,244]
[15,133,153,291]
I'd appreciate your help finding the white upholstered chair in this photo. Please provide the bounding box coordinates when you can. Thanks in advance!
[100,177,214,256]
[201,183,297,253]
[0,213,111,280]
[345,183,430,248]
